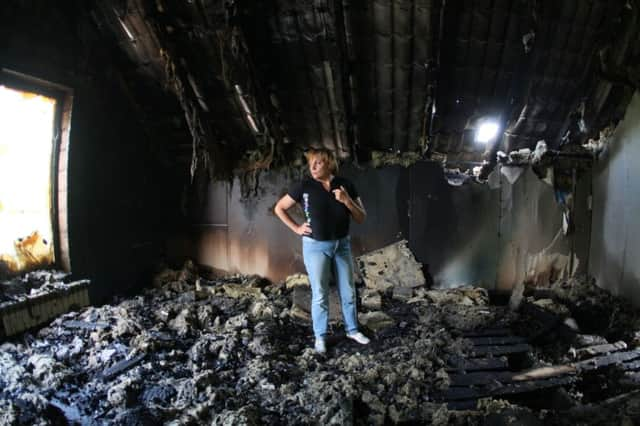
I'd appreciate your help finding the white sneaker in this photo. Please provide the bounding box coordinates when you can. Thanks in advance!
[347,331,370,345]
[314,338,326,354]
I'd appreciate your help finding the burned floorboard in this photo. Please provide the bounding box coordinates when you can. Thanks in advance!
[443,375,578,401]
[446,355,510,372]
[101,353,146,380]
[470,343,531,357]
[466,336,528,346]
[439,330,640,410]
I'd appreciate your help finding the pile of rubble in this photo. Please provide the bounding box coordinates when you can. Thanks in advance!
[2,257,640,424]
[0,270,71,303]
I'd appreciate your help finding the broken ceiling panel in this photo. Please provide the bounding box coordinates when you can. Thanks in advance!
[357,239,426,291]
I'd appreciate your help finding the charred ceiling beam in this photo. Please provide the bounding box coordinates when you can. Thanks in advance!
[160,49,216,180]
[116,0,291,180]
[423,0,444,157]
[391,0,412,153]
[142,0,223,180]
[403,0,417,153]
[334,0,358,162]
[591,0,640,123]
[314,2,347,157]
[390,1,397,152]
[89,0,186,167]
[370,1,380,151]
[548,1,596,150]
[274,3,324,148]
[478,0,543,180]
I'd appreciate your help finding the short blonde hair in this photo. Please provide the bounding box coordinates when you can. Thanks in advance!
[304,147,338,173]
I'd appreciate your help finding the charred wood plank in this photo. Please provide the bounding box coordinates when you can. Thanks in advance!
[451,349,640,390]
[511,364,576,381]
[619,359,640,371]
[101,354,146,380]
[449,371,514,386]
[471,343,531,357]
[574,349,640,372]
[467,336,528,346]
[441,375,577,401]
[446,356,509,372]
[63,320,109,330]
[450,363,577,386]
[575,341,627,358]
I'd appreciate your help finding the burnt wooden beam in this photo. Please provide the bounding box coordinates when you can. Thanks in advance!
[441,375,577,401]
[574,349,640,372]
[467,336,528,346]
[471,343,531,357]
[101,353,146,380]
[575,341,627,359]
[446,356,509,372]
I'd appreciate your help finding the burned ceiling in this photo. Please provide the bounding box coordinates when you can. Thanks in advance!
[86,0,640,178]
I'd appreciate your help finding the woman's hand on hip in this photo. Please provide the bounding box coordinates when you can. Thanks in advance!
[296,222,312,236]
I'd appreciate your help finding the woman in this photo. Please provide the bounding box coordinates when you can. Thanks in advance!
[275,147,370,354]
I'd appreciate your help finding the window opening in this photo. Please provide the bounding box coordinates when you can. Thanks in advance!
[0,85,57,274]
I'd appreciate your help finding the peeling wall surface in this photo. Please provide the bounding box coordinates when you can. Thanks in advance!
[495,168,590,291]
[180,162,587,290]
[590,93,640,306]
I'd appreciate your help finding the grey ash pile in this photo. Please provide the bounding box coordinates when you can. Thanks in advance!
[2,265,640,425]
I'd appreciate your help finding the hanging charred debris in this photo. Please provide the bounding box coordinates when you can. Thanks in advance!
[2,261,640,424]
[83,0,640,192]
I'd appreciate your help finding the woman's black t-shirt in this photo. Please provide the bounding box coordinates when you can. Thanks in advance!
[288,176,359,241]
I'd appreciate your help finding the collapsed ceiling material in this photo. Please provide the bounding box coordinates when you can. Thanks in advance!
[87,0,640,179]
[4,264,640,423]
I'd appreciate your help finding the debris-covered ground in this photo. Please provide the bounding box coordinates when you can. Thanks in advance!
[2,264,640,425]
[0,270,71,303]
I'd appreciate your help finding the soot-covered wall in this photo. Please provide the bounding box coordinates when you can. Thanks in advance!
[176,160,591,289]
[590,93,640,306]
[1,3,181,302]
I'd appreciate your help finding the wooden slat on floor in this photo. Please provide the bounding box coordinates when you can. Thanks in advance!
[574,349,640,371]
[467,336,528,346]
[446,356,509,372]
[440,349,640,409]
[471,343,531,357]
[443,375,577,401]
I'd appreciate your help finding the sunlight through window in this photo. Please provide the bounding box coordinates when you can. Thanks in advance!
[0,85,56,271]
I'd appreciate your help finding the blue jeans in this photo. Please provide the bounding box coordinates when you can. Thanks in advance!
[302,235,359,339]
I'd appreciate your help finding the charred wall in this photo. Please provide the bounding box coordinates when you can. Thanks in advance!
[590,92,640,306]
[1,2,182,302]
[178,161,590,289]
[496,168,591,291]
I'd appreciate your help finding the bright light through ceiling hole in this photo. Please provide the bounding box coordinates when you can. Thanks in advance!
[475,121,500,144]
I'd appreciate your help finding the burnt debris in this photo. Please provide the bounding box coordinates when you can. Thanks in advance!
[2,265,640,424]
